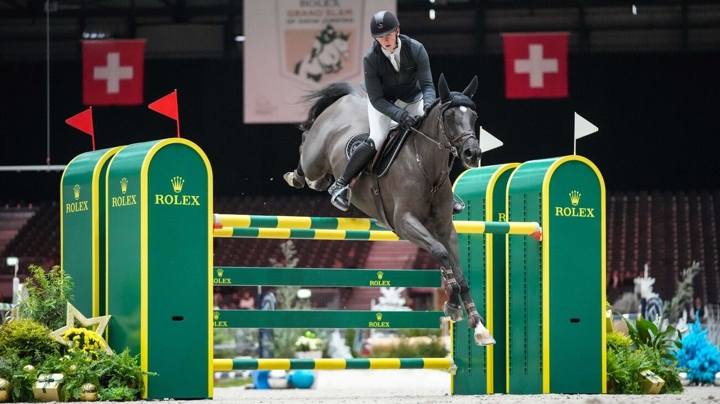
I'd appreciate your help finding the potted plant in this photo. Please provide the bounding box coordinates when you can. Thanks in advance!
[294,331,324,359]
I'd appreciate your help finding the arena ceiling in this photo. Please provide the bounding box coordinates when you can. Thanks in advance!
[0,0,719,60]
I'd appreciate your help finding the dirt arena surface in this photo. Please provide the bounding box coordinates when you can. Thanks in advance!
[209,369,719,404]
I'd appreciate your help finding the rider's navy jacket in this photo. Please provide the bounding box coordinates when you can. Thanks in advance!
[363,34,436,123]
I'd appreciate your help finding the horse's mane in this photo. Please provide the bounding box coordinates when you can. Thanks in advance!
[298,82,361,131]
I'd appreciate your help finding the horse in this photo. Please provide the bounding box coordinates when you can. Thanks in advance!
[285,74,495,346]
[294,25,350,83]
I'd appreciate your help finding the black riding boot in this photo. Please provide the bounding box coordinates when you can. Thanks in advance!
[329,140,376,211]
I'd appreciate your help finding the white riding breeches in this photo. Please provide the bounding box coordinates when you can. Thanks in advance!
[367,97,423,150]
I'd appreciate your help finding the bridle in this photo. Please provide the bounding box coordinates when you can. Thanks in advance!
[410,100,477,160]
[408,100,478,194]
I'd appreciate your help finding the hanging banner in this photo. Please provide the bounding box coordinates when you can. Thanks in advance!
[244,0,396,124]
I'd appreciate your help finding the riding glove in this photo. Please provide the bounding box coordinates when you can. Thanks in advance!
[398,112,420,132]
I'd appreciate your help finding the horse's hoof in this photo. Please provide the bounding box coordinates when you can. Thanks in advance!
[474,326,496,346]
[283,171,306,189]
[443,301,464,322]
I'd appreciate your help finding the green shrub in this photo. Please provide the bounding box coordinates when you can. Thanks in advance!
[37,350,100,401]
[607,315,685,394]
[0,318,58,363]
[607,331,632,352]
[17,265,73,330]
[606,345,650,394]
[0,351,36,403]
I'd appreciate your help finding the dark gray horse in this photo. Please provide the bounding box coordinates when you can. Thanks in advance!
[285,74,494,345]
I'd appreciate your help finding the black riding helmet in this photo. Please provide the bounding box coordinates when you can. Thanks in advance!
[370,11,399,38]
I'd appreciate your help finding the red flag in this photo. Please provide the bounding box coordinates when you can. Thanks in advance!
[65,107,96,150]
[82,40,145,106]
[503,33,568,99]
[148,90,181,138]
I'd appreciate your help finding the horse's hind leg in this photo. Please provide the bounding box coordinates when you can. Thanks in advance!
[284,159,307,189]
[284,138,307,189]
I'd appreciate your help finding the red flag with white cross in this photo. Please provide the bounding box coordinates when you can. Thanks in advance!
[82,39,146,106]
[502,33,568,99]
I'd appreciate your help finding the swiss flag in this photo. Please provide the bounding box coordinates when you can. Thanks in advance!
[503,33,568,99]
[82,40,146,106]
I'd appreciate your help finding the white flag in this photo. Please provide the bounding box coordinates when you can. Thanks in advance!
[479,127,503,152]
[574,112,599,139]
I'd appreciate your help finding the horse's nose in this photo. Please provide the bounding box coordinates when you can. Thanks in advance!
[464,148,481,160]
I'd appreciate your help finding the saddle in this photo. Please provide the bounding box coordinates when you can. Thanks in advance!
[345,126,410,177]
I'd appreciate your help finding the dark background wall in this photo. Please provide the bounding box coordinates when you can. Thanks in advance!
[2,52,719,203]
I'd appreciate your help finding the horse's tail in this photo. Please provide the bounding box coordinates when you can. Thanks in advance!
[298,82,360,131]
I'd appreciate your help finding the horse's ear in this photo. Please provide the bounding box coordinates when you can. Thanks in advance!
[438,73,451,103]
[462,76,478,98]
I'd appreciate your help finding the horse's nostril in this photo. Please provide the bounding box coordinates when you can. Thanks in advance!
[464,149,474,159]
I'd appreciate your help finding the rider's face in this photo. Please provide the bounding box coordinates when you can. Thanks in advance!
[376,28,399,52]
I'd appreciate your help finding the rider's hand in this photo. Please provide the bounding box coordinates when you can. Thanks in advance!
[399,112,420,132]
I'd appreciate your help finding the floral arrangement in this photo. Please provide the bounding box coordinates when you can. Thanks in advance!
[675,316,720,385]
[0,265,152,402]
[295,331,324,352]
[63,327,106,359]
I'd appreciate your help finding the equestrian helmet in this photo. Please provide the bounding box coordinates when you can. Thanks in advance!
[370,11,399,38]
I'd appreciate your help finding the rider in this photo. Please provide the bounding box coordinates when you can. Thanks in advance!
[328,10,454,212]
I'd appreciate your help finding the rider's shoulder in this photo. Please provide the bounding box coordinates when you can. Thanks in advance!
[399,35,427,54]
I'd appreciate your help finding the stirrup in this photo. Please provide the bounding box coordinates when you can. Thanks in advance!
[452,200,465,215]
[329,181,350,211]
[452,194,465,215]
[283,170,306,189]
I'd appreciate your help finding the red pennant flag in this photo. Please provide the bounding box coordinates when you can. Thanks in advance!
[65,107,96,150]
[502,33,569,99]
[148,90,180,137]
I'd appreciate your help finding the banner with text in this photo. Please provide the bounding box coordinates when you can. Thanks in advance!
[244,0,395,124]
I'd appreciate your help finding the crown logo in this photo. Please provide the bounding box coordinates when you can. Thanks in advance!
[376,313,383,321]
[217,268,224,277]
[171,176,184,193]
[120,178,128,194]
[73,184,81,200]
[377,271,383,280]
[569,190,581,206]
[213,311,220,320]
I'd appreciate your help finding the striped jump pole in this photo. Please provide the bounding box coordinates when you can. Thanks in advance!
[213,214,542,241]
[214,358,455,372]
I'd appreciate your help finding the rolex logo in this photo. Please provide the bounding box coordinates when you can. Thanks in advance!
[376,313,383,321]
[73,184,81,200]
[377,271,384,280]
[120,178,128,194]
[213,311,220,320]
[171,176,184,193]
[569,190,581,206]
[217,268,224,277]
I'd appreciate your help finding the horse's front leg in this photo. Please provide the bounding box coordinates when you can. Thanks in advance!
[438,228,496,346]
[395,213,464,323]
